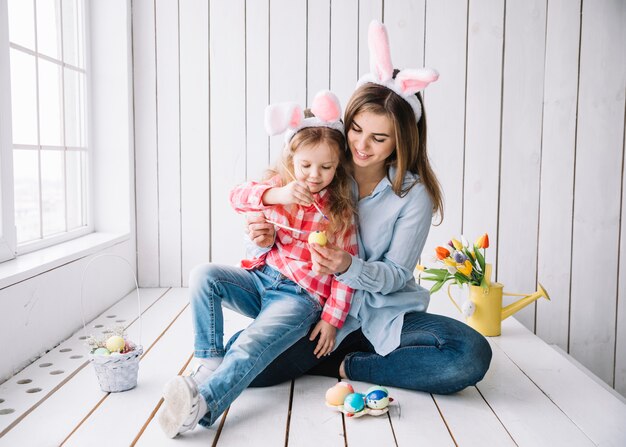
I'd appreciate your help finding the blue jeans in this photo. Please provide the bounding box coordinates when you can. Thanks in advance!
[229,311,492,395]
[189,263,322,426]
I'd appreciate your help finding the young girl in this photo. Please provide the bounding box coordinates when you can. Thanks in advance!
[158,90,358,438]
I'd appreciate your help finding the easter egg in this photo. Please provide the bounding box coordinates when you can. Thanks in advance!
[325,382,354,406]
[343,393,365,413]
[366,385,388,395]
[105,335,126,353]
[93,347,111,356]
[308,231,327,246]
[366,389,390,410]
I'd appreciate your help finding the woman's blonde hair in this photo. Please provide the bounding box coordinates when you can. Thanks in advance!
[344,79,444,223]
[265,124,356,239]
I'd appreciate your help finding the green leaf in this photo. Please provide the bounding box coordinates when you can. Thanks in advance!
[463,247,475,263]
[420,275,443,282]
[430,281,446,294]
[475,248,485,271]
[423,268,449,279]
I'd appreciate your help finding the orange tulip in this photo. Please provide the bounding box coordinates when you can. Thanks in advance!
[435,246,450,260]
[475,233,490,249]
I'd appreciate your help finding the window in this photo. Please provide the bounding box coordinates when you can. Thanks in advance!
[5,0,90,255]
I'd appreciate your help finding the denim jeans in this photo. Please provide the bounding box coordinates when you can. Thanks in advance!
[229,311,492,395]
[188,263,322,427]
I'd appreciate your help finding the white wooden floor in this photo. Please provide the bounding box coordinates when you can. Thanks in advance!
[1,287,625,446]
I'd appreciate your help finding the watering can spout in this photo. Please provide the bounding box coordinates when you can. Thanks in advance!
[501,283,550,321]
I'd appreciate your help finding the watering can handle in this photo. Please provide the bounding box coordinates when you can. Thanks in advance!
[447,284,463,314]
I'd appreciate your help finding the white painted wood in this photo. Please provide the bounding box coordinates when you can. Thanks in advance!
[534,0,580,350]
[497,0,547,331]
[329,0,358,110]
[132,0,160,287]
[209,0,247,266]
[245,0,270,181]
[422,1,468,267]
[478,339,595,446]
[64,291,193,446]
[307,0,330,100]
[569,0,625,385]
[155,0,182,286]
[288,375,344,446]
[357,0,382,77]
[617,119,626,397]
[462,0,504,279]
[180,0,210,286]
[494,317,626,447]
[268,0,306,161]
[0,287,169,441]
[341,380,395,445]
[386,386,455,446]
[383,0,426,68]
[433,387,515,446]
[0,241,135,383]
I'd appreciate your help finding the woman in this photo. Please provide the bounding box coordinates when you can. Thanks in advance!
[242,21,492,394]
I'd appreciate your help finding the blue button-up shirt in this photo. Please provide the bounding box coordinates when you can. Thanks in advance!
[334,166,432,355]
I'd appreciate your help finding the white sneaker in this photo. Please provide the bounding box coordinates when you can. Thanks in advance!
[159,376,208,438]
[186,357,223,386]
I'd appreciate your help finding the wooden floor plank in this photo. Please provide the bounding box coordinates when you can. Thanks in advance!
[288,375,345,446]
[493,317,626,446]
[433,386,515,446]
[63,289,194,445]
[342,380,397,446]
[0,287,169,439]
[387,387,456,446]
[477,338,595,446]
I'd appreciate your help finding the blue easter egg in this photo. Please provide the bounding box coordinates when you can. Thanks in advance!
[365,385,388,396]
[366,389,390,410]
[343,393,365,413]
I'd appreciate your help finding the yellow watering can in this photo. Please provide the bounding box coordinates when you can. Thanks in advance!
[447,264,550,336]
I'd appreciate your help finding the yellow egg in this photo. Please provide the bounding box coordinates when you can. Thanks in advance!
[308,231,327,246]
[105,335,126,353]
[325,382,354,406]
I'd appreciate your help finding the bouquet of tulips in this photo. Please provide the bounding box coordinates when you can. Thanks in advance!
[416,233,490,293]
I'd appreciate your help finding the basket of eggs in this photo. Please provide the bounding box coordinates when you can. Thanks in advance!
[81,254,143,392]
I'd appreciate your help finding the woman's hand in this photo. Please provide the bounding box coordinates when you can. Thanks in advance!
[245,213,275,248]
[262,181,314,206]
[309,243,352,275]
[309,320,337,358]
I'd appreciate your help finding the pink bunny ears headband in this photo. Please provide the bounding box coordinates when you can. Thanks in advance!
[265,90,344,143]
[356,20,439,123]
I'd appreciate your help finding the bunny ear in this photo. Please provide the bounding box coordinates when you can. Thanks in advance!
[311,90,341,122]
[264,102,303,136]
[368,20,394,82]
[394,68,440,95]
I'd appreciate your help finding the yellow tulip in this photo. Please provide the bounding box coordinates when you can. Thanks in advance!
[451,238,463,250]
[443,258,456,267]
[415,264,425,272]
[458,260,473,276]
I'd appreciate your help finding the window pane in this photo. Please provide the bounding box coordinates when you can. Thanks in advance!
[36,0,62,59]
[62,0,84,67]
[66,150,85,229]
[38,59,63,146]
[64,68,85,147]
[8,0,35,49]
[14,150,41,243]
[10,49,38,145]
[41,150,65,235]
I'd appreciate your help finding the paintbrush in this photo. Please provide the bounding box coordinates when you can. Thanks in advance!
[265,219,308,234]
[281,161,330,221]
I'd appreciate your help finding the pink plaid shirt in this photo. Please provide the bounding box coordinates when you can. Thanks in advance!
[229,175,358,328]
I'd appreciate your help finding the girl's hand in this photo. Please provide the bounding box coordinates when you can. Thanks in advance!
[310,243,352,275]
[245,213,275,248]
[309,320,337,358]
[263,181,314,206]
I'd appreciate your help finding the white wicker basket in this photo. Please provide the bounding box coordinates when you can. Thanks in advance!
[81,254,143,393]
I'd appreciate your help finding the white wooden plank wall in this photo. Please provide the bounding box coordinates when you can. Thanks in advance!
[131,0,626,396]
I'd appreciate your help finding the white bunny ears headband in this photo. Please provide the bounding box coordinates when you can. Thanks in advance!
[265,90,344,143]
[356,20,439,123]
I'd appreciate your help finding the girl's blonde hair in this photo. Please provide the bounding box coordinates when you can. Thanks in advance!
[265,124,356,239]
[344,79,444,224]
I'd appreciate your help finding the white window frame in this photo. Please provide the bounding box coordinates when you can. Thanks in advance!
[2,0,93,257]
